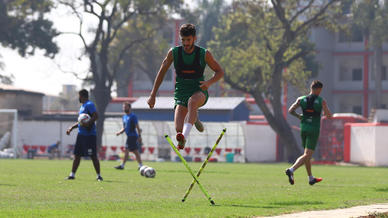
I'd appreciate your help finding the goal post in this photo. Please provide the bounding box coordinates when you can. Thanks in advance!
[0,109,18,158]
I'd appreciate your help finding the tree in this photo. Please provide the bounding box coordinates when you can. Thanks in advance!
[61,0,182,148]
[351,0,388,109]
[110,14,171,97]
[0,0,59,84]
[209,0,341,160]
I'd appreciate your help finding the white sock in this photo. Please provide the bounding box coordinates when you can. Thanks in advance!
[97,174,101,177]
[138,163,143,168]
[309,176,314,181]
[182,123,193,138]
[69,172,75,177]
[121,163,125,167]
[289,167,294,173]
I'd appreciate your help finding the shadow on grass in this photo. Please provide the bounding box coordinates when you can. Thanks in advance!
[0,184,16,186]
[160,169,230,174]
[375,187,388,192]
[271,200,324,206]
[100,180,128,183]
[215,204,280,209]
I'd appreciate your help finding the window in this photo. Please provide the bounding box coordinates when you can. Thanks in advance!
[352,68,362,81]
[338,57,363,82]
[341,0,353,15]
[338,25,363,43]
[371,66,387,81]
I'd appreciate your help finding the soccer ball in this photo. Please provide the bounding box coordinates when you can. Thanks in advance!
[144,167,156,178]
[78,113,90,126]
[139,165,149,176]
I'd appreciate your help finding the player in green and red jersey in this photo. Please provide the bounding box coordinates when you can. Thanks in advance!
[286,80,332,185]
[147,24,224,149]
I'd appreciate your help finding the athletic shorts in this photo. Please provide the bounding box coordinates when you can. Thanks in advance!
[301,130,320,150]
[126,136,139,152]
[74,134,97,157]
[174,89,209,108]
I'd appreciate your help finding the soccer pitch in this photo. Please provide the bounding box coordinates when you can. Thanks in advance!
[1,160,388,217]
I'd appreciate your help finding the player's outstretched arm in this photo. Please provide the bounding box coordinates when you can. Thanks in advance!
[116,128,125,136]
[147,49,173,109]
[200,51,224,91]
[288,99,302,120]
[322,100,332,118]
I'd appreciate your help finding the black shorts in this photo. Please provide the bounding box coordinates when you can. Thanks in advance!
[126,136,139,152]
[74,134,97,157]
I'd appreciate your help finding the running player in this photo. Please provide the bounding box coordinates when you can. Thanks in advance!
[285,80,332,185]
[66,89,103,181]
[114,102,143,170]
[147,23,224,149]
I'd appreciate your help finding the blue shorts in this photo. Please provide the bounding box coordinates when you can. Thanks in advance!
[74,134,97,157]
[126,136,139,152]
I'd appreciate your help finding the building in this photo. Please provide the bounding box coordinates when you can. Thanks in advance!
[0,84,44,118]
[309,26,388,118]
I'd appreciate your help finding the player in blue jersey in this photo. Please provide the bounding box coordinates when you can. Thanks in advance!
[65,89,103,181]
[114,102,143,170]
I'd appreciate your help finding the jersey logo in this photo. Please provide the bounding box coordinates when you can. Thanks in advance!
[181,70,196,74]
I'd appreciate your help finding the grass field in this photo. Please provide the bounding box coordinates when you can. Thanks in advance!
[1,159,388,217]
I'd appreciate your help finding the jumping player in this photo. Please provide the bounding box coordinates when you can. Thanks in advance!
[147,23,224,149]
[114,102,143,170]
[285,80,332,185]
[66,89,103,181]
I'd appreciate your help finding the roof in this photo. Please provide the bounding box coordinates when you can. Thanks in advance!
[0,84,44,96]
[131,97,246,110]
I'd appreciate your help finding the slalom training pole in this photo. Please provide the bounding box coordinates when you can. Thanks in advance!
[165,135,215,205]
[182,128,226,202]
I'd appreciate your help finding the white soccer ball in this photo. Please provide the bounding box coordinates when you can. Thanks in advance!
[144,167,156,178]
[78,113,90,126]
[139,165,149,176]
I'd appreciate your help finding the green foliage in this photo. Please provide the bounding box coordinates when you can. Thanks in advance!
[110,14,171,85]
[0,0,59,57]
[209,1,315,94]
[181,0,226,48]
[351,0,388,45]
[1,160,388,217]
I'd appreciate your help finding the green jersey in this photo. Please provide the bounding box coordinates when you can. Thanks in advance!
[299,94,323,132]
[172,45,208,107]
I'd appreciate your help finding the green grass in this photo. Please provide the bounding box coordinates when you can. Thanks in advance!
[1,159,388,217]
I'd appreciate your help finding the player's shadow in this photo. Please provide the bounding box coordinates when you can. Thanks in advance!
[271,200,324,206]
[100,180,127,183]
[375,187,388,192]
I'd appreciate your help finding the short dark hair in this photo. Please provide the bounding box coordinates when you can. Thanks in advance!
[123,102,131,108]
[79,89,89,98]
[180,23,196,37]
[311,80,323,90]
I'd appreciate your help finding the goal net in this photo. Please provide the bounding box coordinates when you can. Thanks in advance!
[0,109,18,158]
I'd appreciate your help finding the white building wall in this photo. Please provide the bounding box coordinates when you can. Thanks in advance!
[349,125,388,166]
[350,126,376,165]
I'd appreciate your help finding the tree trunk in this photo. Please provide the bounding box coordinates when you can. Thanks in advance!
[373,43,383,109]
[92,84,111,149]
[251,91,301,162]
